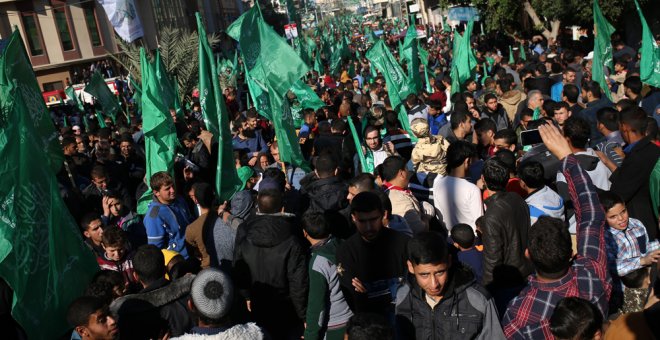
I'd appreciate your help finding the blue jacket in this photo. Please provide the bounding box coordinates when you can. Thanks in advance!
[143,197,192,258]
[232,130,268,157]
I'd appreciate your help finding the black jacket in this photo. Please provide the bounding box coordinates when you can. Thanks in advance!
[300,175,352,238]
[395,266,506,340]
[233,213,308,325]
[481,192,532,289]
[610,137,660,239]
[110,276,194,337]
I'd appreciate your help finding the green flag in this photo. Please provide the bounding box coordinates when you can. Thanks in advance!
[424,65,433,93]
[519,41,527,61]
[314,50,323,74]
[401,25,422,93]
[154,51,179,120]
[0,29,98,339]
[95,111,107,128]
[592,0,614,100]
[634,0,660,87]
[196,13,242,202]
[227,5,310,170]
[443,16,451,33]
[84,71,120,124]
[65,86,84,112]
[245,64,272,120]
[347,116,368,172]
[508,45,515,65]
[419,46,429,67]
[136,48,179,214]
[450,21,477,95]
[290,80,326,110]
[366,40,414,137]
[129,74,142,114]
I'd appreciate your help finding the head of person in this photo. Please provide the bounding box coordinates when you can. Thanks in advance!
[91,165,110,191]
[621,266,651,290]
[364,125,382,151]
[188,268,234,328]
[446,141,477,174]
[615,98,637,112]
[562,84,579,104]
[598,191,628,230]
[464,79,477,93]
[527,90,544,110]
[314,152,338,179]
[474,118,497,147]
[381,155,410,187]
[191,182,215,209]
[494,149,517,175]
[257,189,283,214]
[646,117,659,142]
[347,173,376,202]
[181,132,197,150]
[484,93,499,112]
[350,191,384,242]
[427,100,443,117]
[132,245,166,286]
[269,142,281,163]
[518,161,546,193]
[118,135,134,158]
[407,231,451,299]
[84,270,126,305]
[76,135,87,153]
[330,118,347,134]
[527,216,572,279]
[451,223,476,250]
[410,118,430,139]
[67,296,118,340]
[150,171,176,205]
[619,107,648,144]
[463,92,476,110]
[80,212,104,246]
[302,210,331,242]
[94,140,112,162]
[519,109,535,130]
[563,116,591,150]
[234,115,255,138]
[623,76,642,99]
[345,313,394,340]
[101,227,128,262]
[62,137,77,156]
[261,167,286,191]
[596,107,619,135]
[493,129,517,152]
[581,81,602,103]
[562,67,576,84]
[450,110,472,135]
[245,108,259,129]
[549,297,603,340]
[542,99,557,118]
[551,101,571,127]
[481,157,509,193]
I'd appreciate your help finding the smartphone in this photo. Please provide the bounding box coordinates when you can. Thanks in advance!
[520,129,543,146]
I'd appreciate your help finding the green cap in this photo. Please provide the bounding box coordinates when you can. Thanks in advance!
[237,166,255,191]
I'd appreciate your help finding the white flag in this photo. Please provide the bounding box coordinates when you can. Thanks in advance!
[97,0,144,42]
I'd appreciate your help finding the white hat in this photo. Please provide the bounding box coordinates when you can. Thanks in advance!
[584,51,594,60]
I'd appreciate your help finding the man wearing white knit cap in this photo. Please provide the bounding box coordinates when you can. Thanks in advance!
[173,268,264,339]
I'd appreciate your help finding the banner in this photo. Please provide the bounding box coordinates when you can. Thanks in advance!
[97,0,144,42]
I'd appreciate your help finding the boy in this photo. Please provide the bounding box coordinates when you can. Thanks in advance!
[409,118,450,176]
[97,227,137,287]
[81,212,105,257]
[599,191,660,278]
[450,223,484,282]
[67,296,118,339]
[303,211,353,340]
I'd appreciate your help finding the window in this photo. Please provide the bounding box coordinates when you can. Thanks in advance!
[22,14,44,56]
[54,7,74,51]
[84,6,102,47]
[43,81,64,92]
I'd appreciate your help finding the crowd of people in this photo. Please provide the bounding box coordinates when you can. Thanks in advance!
[5,16,660,340]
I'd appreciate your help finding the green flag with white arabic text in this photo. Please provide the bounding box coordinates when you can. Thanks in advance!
[0,29,99,340]
[634,0,660,87]
[592,0,614,100]
[84,71,121,123]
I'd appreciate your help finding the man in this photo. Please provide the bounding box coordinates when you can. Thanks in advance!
[559,117,611,191]
[182,268,264,337]
[405,94,429,125]
[143,172,193,258]
[336,191,409,321]
[433,141,482,230]
[80,212,105,257]
[551,67,576,102]
[357,125,395,174]
[526,90,544,115]
[110,245,194,337]
[303,212,354,340]
[266,141,307,190]
[438,110,473,144]
[117,134,145,195]
[577,81,613,146]
[181,132,211,181]
[562,84,583,118]
[610,108,660,240]
[381,156,428,235]
[67,296,118,340]
[550,101,572,130]
[233,189,308,339]
[395,232,505,340]
[481,93,510,131]
[595,107,625,168]
[82,165,133,215]
[480,158,532,313]
[347,173,376,203]
[232,115,268,167]
[518,161,565,225]
[184,182,214,268]
[498,78,526,123]
[475,118,497,159]
[493,129,517,153]
[502,124,612,339]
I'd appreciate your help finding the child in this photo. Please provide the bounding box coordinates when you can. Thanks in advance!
[599,191,660,278]
[97,227,137,287]
[620,267,651,314]
[450,223,484,282]
[410,118,450,175]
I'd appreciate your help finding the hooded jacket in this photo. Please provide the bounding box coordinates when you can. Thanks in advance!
[300,175,352,238]
[395,265,506,340]
[499,90,526,123]
[233,213,308,326]
[525,186,565,225]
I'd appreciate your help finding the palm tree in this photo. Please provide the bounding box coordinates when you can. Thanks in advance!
[111,26,220,102]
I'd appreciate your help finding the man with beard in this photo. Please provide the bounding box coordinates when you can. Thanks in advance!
[232,115,268,167]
